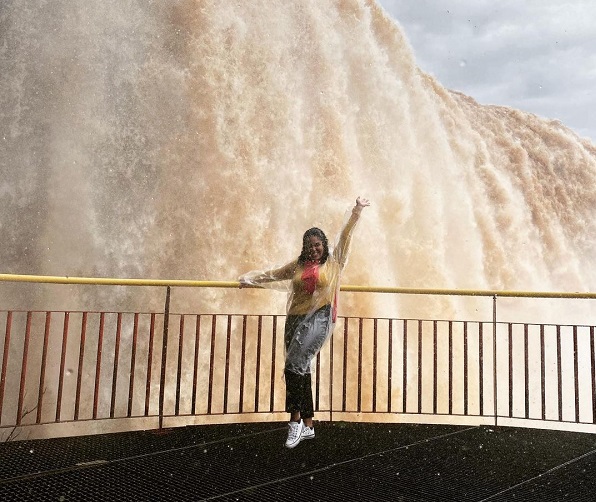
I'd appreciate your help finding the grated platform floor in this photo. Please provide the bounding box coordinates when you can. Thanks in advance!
[1,421,596,501]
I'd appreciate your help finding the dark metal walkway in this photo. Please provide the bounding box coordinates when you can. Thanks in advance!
[1,421,596,501]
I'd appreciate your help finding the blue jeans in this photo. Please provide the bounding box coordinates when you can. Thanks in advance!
[284,304,332,375]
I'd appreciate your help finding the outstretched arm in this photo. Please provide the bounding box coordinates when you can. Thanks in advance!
[333,197,370,266]
[239,260,297,288]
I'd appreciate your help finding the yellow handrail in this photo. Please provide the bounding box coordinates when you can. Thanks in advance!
[0,274,238,288]
[341,285,596,299]
[1,273,595,299]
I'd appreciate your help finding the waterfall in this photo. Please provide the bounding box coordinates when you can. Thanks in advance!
[2,0,596,321]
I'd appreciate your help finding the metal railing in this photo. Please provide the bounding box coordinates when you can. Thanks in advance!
[1,274,596,440]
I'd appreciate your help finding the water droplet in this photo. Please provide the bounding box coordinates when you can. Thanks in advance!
[459,60,467,67]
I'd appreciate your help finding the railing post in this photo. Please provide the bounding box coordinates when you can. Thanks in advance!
[158,286,171,431]
[329,325,334,423]
[493,294,498,428]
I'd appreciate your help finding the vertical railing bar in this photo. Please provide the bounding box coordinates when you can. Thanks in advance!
[591,326,596,424]
[479,322,484,417]
[17,312,33,426]
[342,318,348,412]
[191,315,201,415]
[223,315,232,414]
[239,316,247,413]
[145,313,156,417]
[557,325,563,422]
[387,319,393,414]
[0,311,13,423]
[524,324,529,418]
[524,324,529,419]
[448,321,453,415]
[463,321,468,416]
[255,316,262,412]
[127,313,139,418]
[207,314,217,415]
[402,320,408,413]
[508,323,513,419]
[573,325,580,423]
[158,287,171,431]
[37,312,51,424]
[329,317,334,421]
[540,324,546,421]
[74,312,87,421]
[315,349,321,413]
[492,295,498,426]
[56,312,70,422]
[175,314,185,416]
[433,320,438,415]
[372,318,378,413]
[417,320,422,415]
[270,316,277,413]
[357,318,363,413]
[109,312,122,419]
[92,311,103,420]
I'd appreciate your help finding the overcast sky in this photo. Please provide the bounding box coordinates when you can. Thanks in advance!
[377,0,596,144]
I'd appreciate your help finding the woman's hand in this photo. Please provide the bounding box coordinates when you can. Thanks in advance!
[356,196,370,208]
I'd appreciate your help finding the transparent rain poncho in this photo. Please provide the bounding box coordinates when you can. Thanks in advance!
[240,204,364,375]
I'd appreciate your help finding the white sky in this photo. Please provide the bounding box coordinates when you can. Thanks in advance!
[377,0,596,144]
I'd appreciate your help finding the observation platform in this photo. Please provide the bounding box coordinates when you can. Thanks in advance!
[1,421,595,501]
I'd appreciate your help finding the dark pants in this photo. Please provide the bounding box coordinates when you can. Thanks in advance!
[284,369,314,419]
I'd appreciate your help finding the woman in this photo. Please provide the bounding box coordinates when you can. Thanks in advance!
[240,197,370,448]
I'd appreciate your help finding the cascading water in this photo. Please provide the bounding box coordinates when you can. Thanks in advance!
[2,0,596,319]
[3,0,596,440]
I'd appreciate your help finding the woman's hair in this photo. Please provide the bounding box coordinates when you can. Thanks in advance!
[298,227,329,264]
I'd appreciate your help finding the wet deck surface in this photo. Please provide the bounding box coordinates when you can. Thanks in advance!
[1,421,596,501]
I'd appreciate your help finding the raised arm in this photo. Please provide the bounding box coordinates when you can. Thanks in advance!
[333,197,370,267]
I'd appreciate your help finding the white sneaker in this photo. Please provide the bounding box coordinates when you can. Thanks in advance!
[300,425,315,441]
[285,420,303,448]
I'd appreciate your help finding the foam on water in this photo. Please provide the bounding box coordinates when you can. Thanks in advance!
[2,0,596,322]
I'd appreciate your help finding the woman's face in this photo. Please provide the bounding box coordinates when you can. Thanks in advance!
[307,235,324,262]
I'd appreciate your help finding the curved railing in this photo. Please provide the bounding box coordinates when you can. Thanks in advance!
[3,273,596,297]
[1,274,596,441]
